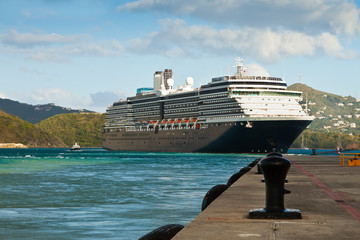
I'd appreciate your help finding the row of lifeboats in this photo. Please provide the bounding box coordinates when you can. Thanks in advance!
[160,118,197,125]
[137,118,201,129]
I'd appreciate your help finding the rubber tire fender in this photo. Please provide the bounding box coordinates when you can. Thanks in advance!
[201,184,228,211]
[138,224,184,240]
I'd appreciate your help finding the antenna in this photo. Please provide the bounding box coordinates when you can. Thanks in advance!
[235,57,245,77]
[297,74,302,91]
[282,63,286,81]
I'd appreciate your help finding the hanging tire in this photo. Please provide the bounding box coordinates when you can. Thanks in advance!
[248,158,261,168]
[201,184,228,211]
[227,172,245,186]
[239,166,252,174]
[138,224,184,240]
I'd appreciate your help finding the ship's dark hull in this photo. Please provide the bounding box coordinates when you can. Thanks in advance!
[102,119,312,153]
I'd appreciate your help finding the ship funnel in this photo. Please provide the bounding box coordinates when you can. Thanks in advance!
[154,69,173,91]
[154,71,165,91]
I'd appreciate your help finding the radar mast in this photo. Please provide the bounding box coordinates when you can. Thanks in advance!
[235,57,245,77]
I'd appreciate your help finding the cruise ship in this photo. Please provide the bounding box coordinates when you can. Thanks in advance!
[102,58,314,153]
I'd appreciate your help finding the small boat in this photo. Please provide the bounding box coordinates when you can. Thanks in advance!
[71,142,81,151]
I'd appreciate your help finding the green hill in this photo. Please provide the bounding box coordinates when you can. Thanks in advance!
[0,98,93,124]
[291,129,360,150]
[288,83,360,149]
[288,83,360,135]
[36,113,105,147]
[0,110,66,147]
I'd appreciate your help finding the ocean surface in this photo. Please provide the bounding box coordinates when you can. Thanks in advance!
[0,148,265,240]
[0,148,344,239]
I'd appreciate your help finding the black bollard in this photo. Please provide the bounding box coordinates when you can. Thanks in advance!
[248,152,301,219]
[256,164,263,174]
[312,148,316,155]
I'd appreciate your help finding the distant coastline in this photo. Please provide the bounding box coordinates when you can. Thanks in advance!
[0,143,28,148]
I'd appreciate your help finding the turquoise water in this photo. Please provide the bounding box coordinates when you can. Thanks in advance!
[0,148,260,239]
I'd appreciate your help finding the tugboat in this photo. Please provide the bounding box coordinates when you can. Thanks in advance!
[71,142,81,151]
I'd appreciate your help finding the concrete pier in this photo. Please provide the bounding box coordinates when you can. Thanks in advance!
[173,155,360,239]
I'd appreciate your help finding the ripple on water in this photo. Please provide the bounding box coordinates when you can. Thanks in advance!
[0,148,259,239]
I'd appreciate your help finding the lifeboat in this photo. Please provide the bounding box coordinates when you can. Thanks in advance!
[181,119,189,126]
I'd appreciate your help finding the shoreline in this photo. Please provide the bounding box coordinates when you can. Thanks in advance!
[0,143,28,148]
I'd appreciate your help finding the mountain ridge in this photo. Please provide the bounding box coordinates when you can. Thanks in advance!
[0,98,93,124]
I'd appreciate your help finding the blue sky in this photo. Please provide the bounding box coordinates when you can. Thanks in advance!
[1,0,360,112]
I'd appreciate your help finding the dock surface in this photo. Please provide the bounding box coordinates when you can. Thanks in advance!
[173,155,360,239]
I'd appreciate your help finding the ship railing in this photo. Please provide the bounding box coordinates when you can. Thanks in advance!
[203,113,310,122]
[227,75,283,81]
[339,153,360,166]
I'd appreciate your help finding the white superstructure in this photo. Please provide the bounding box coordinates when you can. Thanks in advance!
[104,58,313,133]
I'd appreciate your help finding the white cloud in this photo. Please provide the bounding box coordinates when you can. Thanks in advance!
[1,0,357,64]
[126,19,352,63]
[0,30,124,62]
[24,88,91,109]
[329,1,360,36]
[64,42,120,57]
[19,89,126,113]
[89,91,126,108]
[27,50,71,63]
[0,29,82,48]
[118,0,360,36]
[245,64,270,77]
[0,92,7,99]
[316,32,344,57]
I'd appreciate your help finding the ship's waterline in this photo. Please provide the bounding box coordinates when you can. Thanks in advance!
[103,119,313,153]
[103,58,314,153]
